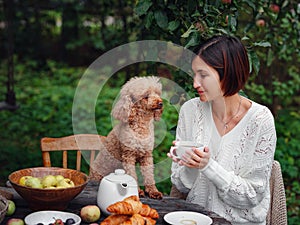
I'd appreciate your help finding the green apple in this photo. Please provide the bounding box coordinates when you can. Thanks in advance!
[6,218,24,225]
[55,175,65,182]
[41,175,57,188]
[80,205,101,223]
[6,200,16,216]
[19,176,32,186]
[25,177,42,189]
[57,178,74,188]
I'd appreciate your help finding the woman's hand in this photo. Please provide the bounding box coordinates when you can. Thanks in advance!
[167,141,181,163]
[180,147,210,169]
[167,142,210,169]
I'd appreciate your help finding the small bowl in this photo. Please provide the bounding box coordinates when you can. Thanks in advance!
[0,195,8,224]
[25,210,81,225]
[8,167,88,211]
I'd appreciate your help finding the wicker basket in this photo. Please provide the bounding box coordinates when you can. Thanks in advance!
[0,194,8,224]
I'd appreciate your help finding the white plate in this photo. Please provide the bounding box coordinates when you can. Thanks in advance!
[25,210,81,225]
[164,211,212,225]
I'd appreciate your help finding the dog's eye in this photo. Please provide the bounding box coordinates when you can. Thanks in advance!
[143,96,149,100]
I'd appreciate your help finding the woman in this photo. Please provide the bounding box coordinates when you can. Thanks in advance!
[168,35,276,225]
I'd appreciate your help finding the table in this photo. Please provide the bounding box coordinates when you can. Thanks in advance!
[1,182,231,225]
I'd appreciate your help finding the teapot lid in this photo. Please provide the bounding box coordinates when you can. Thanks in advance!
[105,169,137,185]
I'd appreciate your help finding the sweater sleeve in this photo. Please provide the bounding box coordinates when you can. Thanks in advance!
[201,107,277,209]
[171,100,199,193]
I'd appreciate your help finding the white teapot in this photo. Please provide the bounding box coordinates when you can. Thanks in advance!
[97,169,139,215]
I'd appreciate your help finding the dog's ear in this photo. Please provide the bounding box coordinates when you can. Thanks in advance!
[112,94,133,122]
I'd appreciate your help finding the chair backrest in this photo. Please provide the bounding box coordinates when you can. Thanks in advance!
[40,134,105,172]
[266,160,288,225]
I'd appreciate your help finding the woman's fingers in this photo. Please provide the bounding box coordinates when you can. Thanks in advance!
[180,147,210,169]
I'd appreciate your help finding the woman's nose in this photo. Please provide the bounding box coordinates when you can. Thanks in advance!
[193,79,201,89]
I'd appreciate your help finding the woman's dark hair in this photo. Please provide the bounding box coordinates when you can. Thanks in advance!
[196,35,250,96]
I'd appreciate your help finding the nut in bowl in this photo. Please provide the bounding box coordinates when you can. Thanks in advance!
[8,167,88,211]
[24,210,81,225]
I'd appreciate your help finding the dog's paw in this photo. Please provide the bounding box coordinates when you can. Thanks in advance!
[147,190,163,199]
[138,189,146,198]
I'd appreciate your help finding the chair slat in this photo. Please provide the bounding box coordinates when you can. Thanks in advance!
[76,150,81,171]
[63,150,68,168]
[40,134,105,176]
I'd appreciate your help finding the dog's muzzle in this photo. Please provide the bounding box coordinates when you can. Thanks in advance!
[157,102,163,109]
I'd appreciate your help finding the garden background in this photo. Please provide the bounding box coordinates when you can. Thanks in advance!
[0,0,299,224]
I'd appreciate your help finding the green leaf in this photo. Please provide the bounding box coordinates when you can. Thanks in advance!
[247,49,260,75]
[253,41,271,48]
[181,25,195,38]
[185,32,200,49]
[229,16,237,32]
[243,0,256,10]
[135,0,153,16]
[267,49,274,67]
[145,11,154,29]
[168,20,180,31]
[154,10,168,29]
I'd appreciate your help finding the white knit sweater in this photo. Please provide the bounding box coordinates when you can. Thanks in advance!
[171,97,277,225]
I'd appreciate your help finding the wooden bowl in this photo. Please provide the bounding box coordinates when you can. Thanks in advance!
[8,167,88,211]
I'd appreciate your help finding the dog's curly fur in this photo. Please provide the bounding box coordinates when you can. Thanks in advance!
[90,76,163,199]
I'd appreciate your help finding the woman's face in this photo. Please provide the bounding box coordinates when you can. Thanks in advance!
[192,56,223,102]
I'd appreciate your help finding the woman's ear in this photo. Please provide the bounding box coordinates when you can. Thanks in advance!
[111,95,133,122]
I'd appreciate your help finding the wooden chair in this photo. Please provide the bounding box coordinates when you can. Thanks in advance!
[266,160,287,225]
[40,134,105,173]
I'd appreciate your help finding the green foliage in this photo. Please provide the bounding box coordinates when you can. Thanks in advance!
[275,109,300,221]
[0,0,299,223]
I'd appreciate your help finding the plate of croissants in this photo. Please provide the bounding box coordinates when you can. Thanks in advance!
[100,195,159,225]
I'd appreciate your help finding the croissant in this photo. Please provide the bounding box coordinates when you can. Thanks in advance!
[124,195,140,201]
[106,195,158,222]
[107,196,143,215]
[139,204,159,219]
[143,216,157,225]
[100,214,130,225]
[120,213,145,225]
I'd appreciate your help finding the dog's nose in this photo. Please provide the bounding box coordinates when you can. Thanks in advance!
[158,102,163,108]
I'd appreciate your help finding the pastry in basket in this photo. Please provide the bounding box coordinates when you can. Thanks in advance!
[107,195,159,218]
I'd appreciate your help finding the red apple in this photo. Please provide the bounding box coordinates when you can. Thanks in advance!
[80,205,101,223]
[256,19,265,27]
[270,4,280,13]
[54,219,64,225]
[6,218,24,225]
[221,0,231,4]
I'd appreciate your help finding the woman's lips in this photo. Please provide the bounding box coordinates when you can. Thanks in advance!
[197,90,205,95]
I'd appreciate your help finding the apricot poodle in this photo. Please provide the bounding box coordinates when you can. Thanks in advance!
[90,76,163,199]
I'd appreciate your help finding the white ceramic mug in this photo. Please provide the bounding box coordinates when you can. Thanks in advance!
[170,141,204,159]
